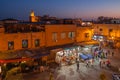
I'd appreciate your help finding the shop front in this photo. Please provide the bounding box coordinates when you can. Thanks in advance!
[55,46,81,66]
[92,34,107,41]
[52,45,95,66]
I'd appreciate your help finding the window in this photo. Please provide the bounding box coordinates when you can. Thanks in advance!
[109,29,113,37]
[8,41,14,50]
[52,32,57,42]
[68,32,75,38]
[22,40,28,48]
[109,29,113,32]
[61,32,66,39]
[35,39,40,47]
[68,32,72,38]
[85,33,89,38]
[72,32,75,38]
[99,28,103,31]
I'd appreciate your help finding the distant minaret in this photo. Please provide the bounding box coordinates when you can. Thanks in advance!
[30,10,35,16]
[29,10,37,22]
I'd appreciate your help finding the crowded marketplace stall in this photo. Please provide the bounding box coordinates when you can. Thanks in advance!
[54,45,96,66]
[55,46,81,66]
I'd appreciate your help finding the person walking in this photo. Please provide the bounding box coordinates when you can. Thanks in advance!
[76,58,79,70]
[99,60,102,68]
[106,59,111,68]
[90,59,94,67]
[86,60,89,67]
[77,62,79,70]
[112,52,114,57]
[108,50,110,55]
[105,52,108,58]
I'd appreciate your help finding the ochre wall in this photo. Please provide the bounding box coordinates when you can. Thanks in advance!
[93,24,120,37]
[0,24,77,51]
[0,32,46,51]
[76,27,93,42]
[45,24,76,46]
[0,24,95,51]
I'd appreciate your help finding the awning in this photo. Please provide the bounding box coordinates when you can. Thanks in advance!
[32,53,49,59]
[79,54,89,60]
[85,54,93,59]
[0,57,31,64]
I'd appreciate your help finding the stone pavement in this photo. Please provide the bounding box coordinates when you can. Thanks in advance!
[54,62,113,80]
[23,63,112,80]
[23,59,115,80]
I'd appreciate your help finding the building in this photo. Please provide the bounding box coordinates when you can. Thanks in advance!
[93,24,120,38]
[45,24,76,47]
[29,10,41,22]
[0,21,95,52]
[76,21,93,42]
[111,19,120,24]
[0,11,94,64]
[93,24,120,48]
[76,27,93,42]
[0,23,77,51]
[1,18,19,24]
[0,22,4,33]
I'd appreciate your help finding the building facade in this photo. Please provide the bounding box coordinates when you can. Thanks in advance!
[0,24,78,52]
[45,24,76,47]
[76,27,93,42]
[93,24,120,48]
[0,11,94,52]
[0,32,46,51]
[93,24,120,38]
[111,19,120,24]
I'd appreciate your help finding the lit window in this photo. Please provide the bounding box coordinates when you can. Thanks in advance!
[81,22,86,26]
[35,39,40,47]
[22,40,28,48]
[99,28,103,31]
[8,41,14,50]
[85,33,89,38]
[109,29,113,32]
[72,32,75,38]
[68,32,75,38]
[52,32,57,42]
[68,32,72,38]
[61,32,66,39]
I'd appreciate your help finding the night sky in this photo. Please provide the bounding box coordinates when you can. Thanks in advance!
[0,0,120,20]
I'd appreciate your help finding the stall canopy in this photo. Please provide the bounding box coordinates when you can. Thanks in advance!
[79,53,88,60]
[0,57,31,64]
[32,53,49,59]
[85,54,93,59]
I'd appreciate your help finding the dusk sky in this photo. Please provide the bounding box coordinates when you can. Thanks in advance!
[0,0,120,20]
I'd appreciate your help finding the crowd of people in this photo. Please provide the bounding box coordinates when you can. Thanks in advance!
[94,47,114,68]
[75,46,115,71]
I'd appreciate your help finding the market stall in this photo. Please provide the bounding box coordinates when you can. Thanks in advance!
[49,48,63,63]
[79,53,94,62]
[85,54,93,59]
[55,46,81,66]
[79,53,89,61]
